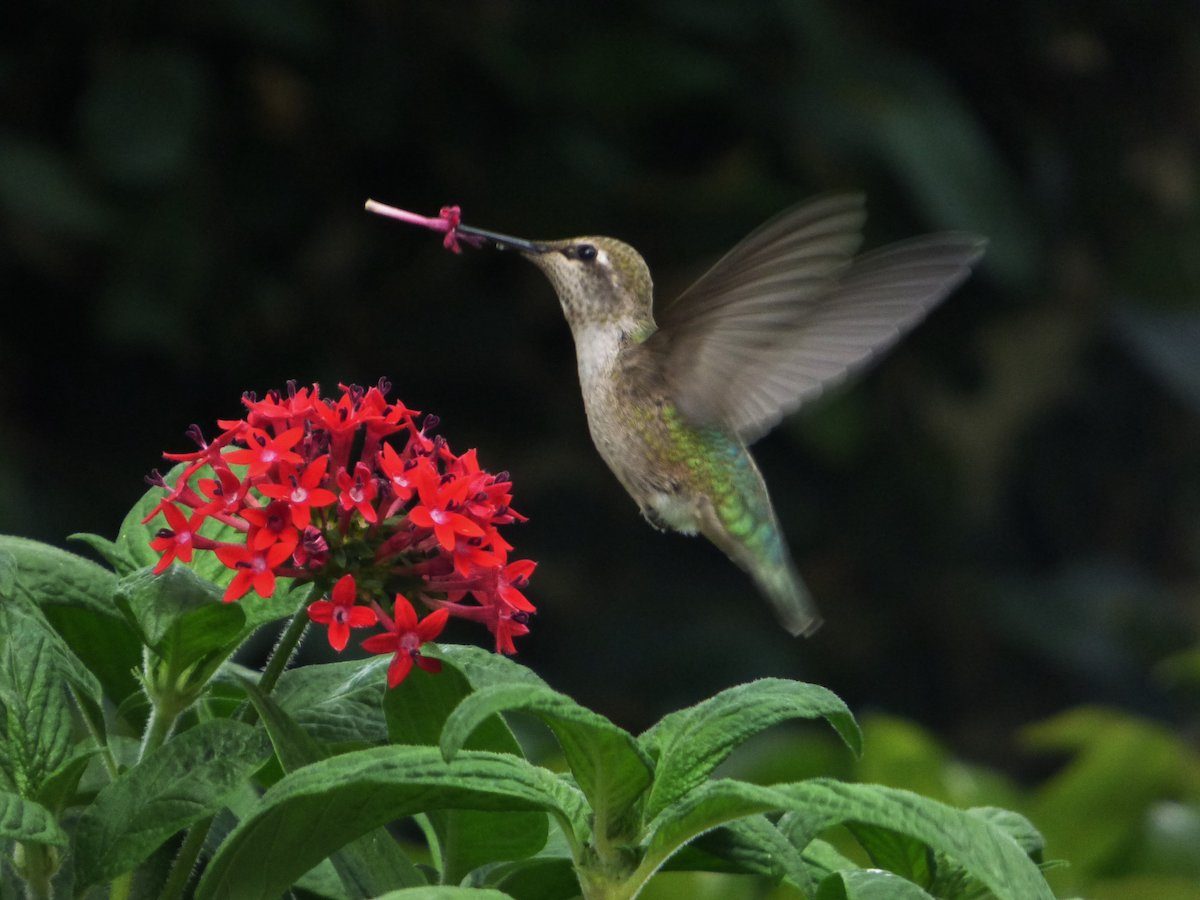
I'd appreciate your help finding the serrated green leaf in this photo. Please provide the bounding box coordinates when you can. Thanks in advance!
[386,663,549,882]
[241,679,425,895]
[273,657,389,747]
[74,719,271,888]
[0,535,137,706]
[374,889,515,899]
[195,746,588,900]
[639,678,861,820]
[816,868,936,899]
[441,682,652,839]
[0,790,67,845]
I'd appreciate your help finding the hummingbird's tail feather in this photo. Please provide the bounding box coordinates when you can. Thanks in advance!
[699,484,823,637]
[751,557,823,637]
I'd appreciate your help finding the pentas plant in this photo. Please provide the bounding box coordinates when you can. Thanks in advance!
[0,372,1060,900]
[144,380,535,685]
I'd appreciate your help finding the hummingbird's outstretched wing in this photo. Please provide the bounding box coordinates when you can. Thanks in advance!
[645,194,985,443]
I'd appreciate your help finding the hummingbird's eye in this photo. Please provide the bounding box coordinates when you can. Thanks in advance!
[575,244,598,262]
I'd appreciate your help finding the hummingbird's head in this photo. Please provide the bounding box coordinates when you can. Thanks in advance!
[455,224,654,334]
[521,237,654,332]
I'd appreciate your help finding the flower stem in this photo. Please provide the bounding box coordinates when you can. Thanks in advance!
[159,818,210,900]
[18,842,56,900]
[138,700,177,762]
[258,588,318,695]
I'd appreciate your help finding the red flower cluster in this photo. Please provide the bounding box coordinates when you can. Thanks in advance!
[146,380,535,685]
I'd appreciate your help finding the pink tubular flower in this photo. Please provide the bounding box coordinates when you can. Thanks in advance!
[146,380,537,687]
[307,574,378,652]
[361,595,450,687]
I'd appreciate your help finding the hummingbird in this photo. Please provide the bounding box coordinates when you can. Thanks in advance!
[366,195,985,636]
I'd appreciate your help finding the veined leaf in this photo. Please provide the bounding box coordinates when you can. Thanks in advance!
[114,565,244,680]
[433,644,548,690]
[776,780,1053,900]
[374,889,515,899]
[274,656,389,747]
[386,663,549,882]
[116,462,301,627]
[73,719,271,888]
[196,746,589,900]
[0,599,92,797]
[816,868,936,899]
[440,682,653,838]
[0,536,134,705]
[639,678,861,820]
[242,679,425,895]
[642,779,1053,900]
[485,856,580,900]
[0,790,67,846]
[665,814,815,892]
[844,823,934,887]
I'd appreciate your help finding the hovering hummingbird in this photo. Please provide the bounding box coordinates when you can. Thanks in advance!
[366,195,984,636]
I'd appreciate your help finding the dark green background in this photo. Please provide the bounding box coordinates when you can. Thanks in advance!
[3,2,1198,775]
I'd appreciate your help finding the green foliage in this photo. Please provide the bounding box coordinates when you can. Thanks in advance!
[0,532,1064,899]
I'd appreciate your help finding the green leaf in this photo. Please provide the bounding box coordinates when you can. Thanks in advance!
[0,535,137,706]
[639,678,861,820]
[433,644,548,690]
[441,682,653,838]
[667,814,815,892]
[241,679,425,895]
[485,857,580,900]
[31,747,97,814]
[374,889,515,899]
[196,746,588,900]
[816,868,936,900]
[274,656,389,747]
[73,719,271,888]
[0,790,68,845]
[845,823,933,887]
[115,565,244,679]
[777,780,1054,900]
[117,463,301,629]
[643,779,785,867]
[0,601,89,796]
[1022,706,1200,880]
[800,838,862,881]
[386,663,549,882]
[968,807,1045,860]
[642,779,1053,900]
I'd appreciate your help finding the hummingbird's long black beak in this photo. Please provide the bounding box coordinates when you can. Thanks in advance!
[455,225,549,255]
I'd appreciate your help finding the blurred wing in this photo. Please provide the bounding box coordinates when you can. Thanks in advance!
[644,196,984,443]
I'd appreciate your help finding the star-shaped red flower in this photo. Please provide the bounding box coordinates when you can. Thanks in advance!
[307,574,378,652]
[361,595,449,687]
